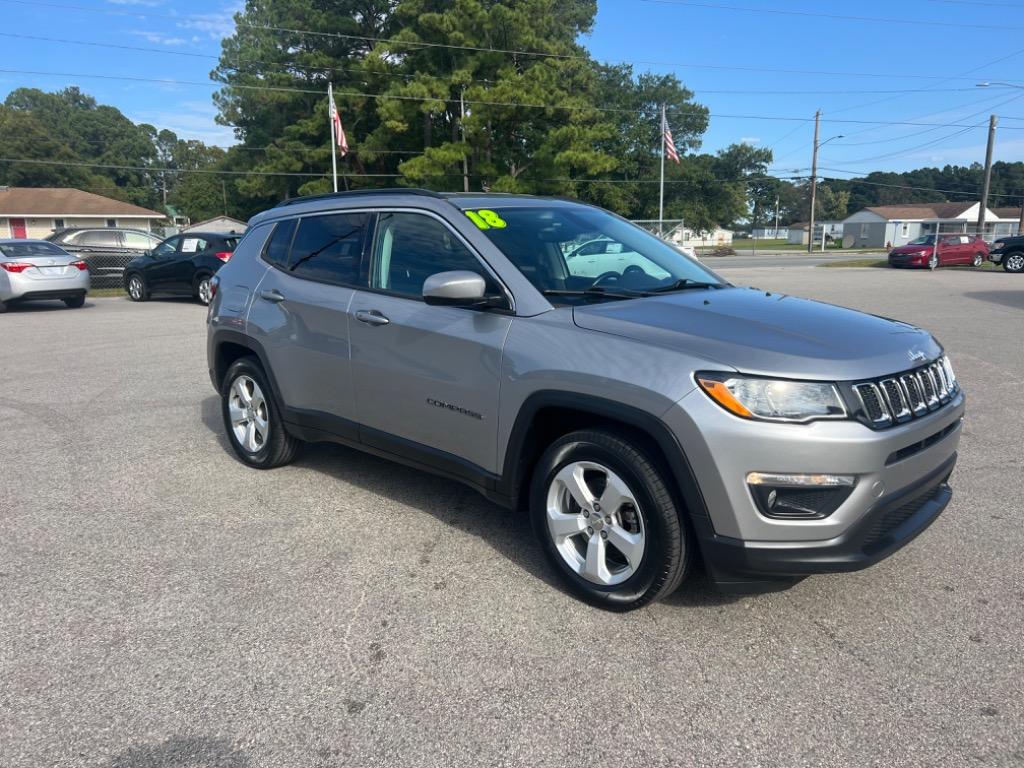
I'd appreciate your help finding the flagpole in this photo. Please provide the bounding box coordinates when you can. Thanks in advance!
[328,82,338,193]
[659,103,666,238]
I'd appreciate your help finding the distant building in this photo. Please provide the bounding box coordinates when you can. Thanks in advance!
[183,216,247,235]
[752,227,791,239]
[842,202,1021,248]
[0,186,164,239]
[669,225,734,247]
[786,221,844,246]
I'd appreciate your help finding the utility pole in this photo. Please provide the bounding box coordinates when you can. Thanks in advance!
[977,114,998,238]
[774,194,780,238]
[808,109,821,254]
[460,86,469,193]
[659,103,667,238]
[1018,197,1024,235]
[221,180,228,216]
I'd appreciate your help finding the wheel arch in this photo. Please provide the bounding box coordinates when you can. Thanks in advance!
[210,329,284,404]
[501,391,711,524]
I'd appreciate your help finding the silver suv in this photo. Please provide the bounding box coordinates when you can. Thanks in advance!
[206,190,963,610]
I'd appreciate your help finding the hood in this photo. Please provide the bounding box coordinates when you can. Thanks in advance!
[572,287,941,381]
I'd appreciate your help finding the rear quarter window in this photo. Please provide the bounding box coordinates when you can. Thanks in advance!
[263,219,297,269]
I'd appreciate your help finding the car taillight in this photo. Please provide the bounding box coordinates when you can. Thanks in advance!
[71,260,88,271]
[0,262,32,273]
[215,251,232,262]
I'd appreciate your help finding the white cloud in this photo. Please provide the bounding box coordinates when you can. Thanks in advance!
[108,0,163,6]
[131,30,187,46]
[175,2,243,40]
[740,137,761,145]
[132,101,237,147]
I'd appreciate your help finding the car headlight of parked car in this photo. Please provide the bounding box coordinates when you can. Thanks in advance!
[696,372,847,423]
[990,240,1005,253]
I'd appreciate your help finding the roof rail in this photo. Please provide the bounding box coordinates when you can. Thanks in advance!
[273,188,445,208]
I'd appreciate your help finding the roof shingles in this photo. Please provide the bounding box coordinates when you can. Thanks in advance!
[0,187,163,218]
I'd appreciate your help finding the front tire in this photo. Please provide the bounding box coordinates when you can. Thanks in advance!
[1004,251,1024,273]
[928,253,939,270]
[972,252,984,268]
[529,429,690,611]
[220,357,301,469]
[126,273,148,302]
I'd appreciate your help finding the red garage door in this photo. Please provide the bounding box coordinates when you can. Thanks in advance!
[9,219,27,238]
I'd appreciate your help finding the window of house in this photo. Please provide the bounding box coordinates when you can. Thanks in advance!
[287,212,368,285]
[370,212,492,298]
[106,219,117,228]
[53,218,65,229]
[900,222,909,237]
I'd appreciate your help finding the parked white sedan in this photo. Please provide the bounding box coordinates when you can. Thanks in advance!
[0,239,90,313]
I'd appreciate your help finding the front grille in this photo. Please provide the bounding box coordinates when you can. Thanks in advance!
[851,359,957,429]
[861,483,945,553]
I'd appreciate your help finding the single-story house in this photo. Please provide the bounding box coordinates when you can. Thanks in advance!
[183,216,247,235]
[786,221,844,246]
[842,202,1022,248]
[0,186,165,239]
[669,226,734,247]
[752,227,791,239]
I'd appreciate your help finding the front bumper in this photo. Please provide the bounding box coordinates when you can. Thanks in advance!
[664,385,964,591]
[694,454,955,592]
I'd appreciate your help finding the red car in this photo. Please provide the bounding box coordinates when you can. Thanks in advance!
[888,234,988,270]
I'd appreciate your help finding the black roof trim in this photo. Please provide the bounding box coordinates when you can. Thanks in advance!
[274,188,445,208]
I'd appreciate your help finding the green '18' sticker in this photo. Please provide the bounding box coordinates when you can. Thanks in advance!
[465,209,507,229]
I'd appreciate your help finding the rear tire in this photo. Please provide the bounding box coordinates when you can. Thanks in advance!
[529,429,690,611]
[195,275,213,306]
[1004,251,1024,273]
[63,295,85,309]
[126,273,148,302]
[221,357,301,469]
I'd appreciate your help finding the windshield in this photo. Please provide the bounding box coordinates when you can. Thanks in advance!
[907,235,936,246]
[464,205,723,303]
[0,242,68,259]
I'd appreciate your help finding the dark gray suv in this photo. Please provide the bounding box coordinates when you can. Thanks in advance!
[206,190,964,610]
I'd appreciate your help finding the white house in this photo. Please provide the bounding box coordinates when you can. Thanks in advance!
[842,202,1021,248]
[0,187,165,239]
[669,225,734,247]
[786,221,844,246]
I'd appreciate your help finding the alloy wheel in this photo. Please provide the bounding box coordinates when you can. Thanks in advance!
[128,276,143,300]
[198,278,212,305]
[546,461,646,586]
[228,375,269,453]
[1006,253,1024,272]
[973,253,983,267]
[928,254,938,270]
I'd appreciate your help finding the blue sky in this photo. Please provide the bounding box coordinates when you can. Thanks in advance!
[2,0,1024,179]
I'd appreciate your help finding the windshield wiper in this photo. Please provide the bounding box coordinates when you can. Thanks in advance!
[542,287,646,301]
[646,278,723,293]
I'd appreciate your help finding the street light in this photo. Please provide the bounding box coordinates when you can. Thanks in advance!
[808,120,844,253]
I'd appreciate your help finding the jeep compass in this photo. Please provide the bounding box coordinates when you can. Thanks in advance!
[206,190,963,610]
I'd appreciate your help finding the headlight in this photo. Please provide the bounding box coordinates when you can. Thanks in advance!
[696,372,847,423]
[941,354,956,388]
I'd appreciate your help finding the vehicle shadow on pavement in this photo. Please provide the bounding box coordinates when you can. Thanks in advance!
[963,290,1024,310]
[103,735,248,768]
[200,395,746,608]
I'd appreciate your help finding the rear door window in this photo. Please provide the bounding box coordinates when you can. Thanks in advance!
[287,213,368,285]
[263,219,297,269]
[123,231,157,250]
[79,230,122,248]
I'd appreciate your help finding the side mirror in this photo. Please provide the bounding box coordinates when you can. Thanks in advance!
[423,270,490,307]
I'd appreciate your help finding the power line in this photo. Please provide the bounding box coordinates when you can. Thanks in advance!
[2,0,1024,85]
[11,66,1024,130]
[638,0,1023,30]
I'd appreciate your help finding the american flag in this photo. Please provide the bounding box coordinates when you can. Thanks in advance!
[329,89,349,157]
[663,116,680,164]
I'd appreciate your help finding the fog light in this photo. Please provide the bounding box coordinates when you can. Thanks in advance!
[746,472,856,520]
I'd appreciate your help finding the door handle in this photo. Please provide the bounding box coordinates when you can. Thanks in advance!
[355,309,390,326]
[260,289,285,303]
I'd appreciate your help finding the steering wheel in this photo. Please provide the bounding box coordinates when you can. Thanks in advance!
[591,271,622,287]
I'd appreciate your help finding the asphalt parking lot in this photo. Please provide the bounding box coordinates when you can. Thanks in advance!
[1,266,1022,767]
